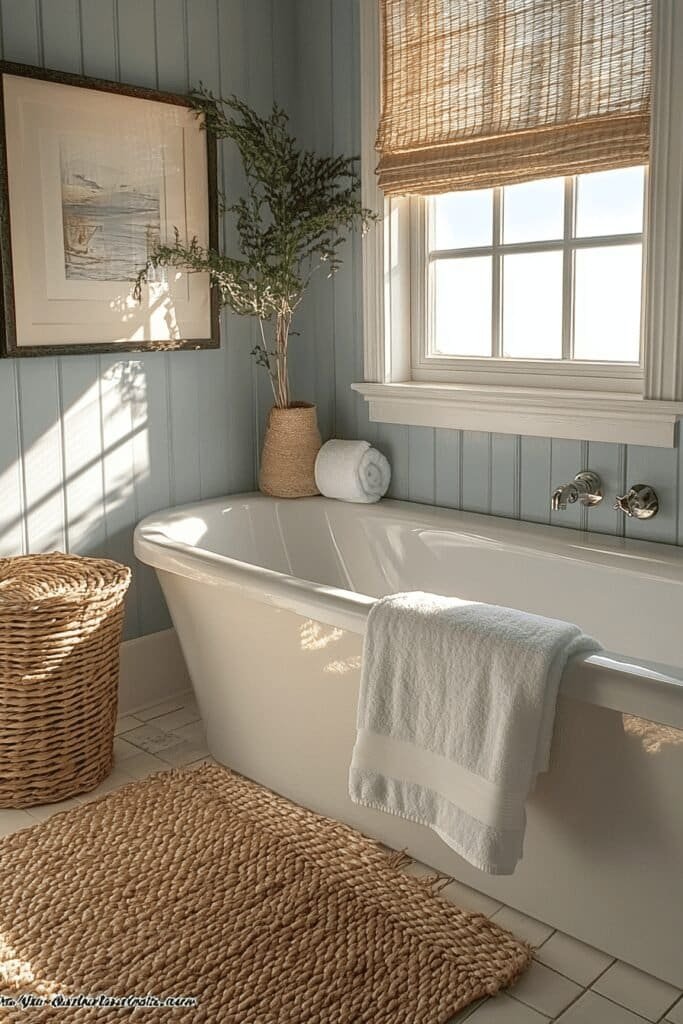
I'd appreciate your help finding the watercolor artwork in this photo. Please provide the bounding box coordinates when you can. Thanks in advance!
[60,134,161,282]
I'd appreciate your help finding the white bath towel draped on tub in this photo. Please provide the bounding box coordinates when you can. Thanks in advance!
[349,592,601,875]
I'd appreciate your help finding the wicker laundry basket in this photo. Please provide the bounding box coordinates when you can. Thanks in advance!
[0,553,131,808]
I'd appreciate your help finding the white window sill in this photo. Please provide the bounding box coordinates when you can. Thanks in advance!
[351,381,683,447]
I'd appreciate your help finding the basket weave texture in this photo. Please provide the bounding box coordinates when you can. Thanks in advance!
[0,553,131,808]
[0,765,531,1019]
[259,401,322,498]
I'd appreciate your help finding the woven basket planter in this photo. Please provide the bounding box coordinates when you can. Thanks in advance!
[259,401,322,498]
[0,553,131,808]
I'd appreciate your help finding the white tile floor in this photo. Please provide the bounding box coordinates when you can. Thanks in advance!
[0,692,681,1024]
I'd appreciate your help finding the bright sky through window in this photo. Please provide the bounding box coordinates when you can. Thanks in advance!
[429,166,645,364]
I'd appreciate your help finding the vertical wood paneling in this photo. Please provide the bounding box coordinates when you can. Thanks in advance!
[98,359,140,638]
[130,358,172,634]
[267,3,297,457]
[245,0,275,474]
[39,0,79,69]
[624,444,679,544]
[375,423,409,499]
[37,3,83,578]
[0,5,27,560]
[8,1,66,555]
[0,0,40,63]
[101,0,156,637]
[0,0,270,638]
[586,441,627,536]
[154,1,202,510]
[79,0,117,79]
[116,0,173,632]
[549,439,584,531]
[57,5,111,564]
[434,429,461,509]
[187,0,232,499]
[153,0,187,93]
[331,0,360,441]
[520,436,552,524]
[0,363,25,557]
[306,0,336,441]
[408,426,435,504]
[218,0,257,490]
[116,0,156,85]
[17,364,67,552]
[288,0,335,438]
[490,433,520,519]
[59,358,108,557]
[461,431,491,514]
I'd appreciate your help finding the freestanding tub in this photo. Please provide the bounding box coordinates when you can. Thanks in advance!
[135,493,683,985]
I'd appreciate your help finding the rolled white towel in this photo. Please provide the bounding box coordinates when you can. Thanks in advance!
[314,439,391,503]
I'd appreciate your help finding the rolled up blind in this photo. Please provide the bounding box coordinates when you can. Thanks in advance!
[376,0,651,196]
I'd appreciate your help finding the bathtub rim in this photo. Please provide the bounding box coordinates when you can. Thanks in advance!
[135,493,683,730]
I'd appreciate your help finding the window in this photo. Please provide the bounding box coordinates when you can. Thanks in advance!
[422,167,645,370]
[354,0,683,447]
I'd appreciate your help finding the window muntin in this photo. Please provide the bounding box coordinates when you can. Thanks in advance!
[426,166,646,366]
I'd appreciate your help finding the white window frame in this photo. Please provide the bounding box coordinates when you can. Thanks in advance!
[414,183,646,389]
[352,0,683,447]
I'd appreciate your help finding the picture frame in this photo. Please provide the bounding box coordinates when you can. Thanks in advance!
[0,60,219,357]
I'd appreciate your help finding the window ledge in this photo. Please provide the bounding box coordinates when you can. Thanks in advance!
[351,381,683,447]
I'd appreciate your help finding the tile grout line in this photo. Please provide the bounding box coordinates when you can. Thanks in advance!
[506,957,582,1019]
[587,955,681,1022]
[539,955,626,1022]
[530,940,616,990]
[590,987,679,1024]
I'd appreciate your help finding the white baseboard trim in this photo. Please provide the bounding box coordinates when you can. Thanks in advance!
[118,628,192,716]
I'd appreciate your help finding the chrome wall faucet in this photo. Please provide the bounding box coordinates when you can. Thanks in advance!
[614,484,659,519]
[551,471,603,511]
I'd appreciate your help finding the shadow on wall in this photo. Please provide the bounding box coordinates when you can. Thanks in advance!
[0,357,166,641]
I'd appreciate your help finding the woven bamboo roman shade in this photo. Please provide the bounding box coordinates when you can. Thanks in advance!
[376,0,651,196]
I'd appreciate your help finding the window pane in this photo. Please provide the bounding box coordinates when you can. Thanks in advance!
[574,245,642,362]
[432,257,492,356]
[502,178,564,244]
[432,189,493,250]
[502,251,563,358]
[575,166,644,238]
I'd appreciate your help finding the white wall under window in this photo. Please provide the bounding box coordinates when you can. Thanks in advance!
[353,0,683,447]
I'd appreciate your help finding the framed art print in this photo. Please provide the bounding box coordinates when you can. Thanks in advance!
[0,61,219,356]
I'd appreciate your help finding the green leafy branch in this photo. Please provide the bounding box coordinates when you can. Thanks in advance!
[134,86,377,408]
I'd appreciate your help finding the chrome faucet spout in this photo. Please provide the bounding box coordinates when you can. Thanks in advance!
[550,471,603,512]
[551,483,579,511]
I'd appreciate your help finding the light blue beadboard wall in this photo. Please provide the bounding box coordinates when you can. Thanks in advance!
[0,0,297,639]
[289,0,683,550]
[2,0,683,648]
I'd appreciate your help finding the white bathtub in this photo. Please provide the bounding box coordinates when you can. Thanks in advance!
[135,493,683,986]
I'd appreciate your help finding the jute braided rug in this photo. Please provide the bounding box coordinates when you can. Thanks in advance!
[0,765,531,1022]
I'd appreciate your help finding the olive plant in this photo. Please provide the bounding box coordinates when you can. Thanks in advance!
[134,87,375,408]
